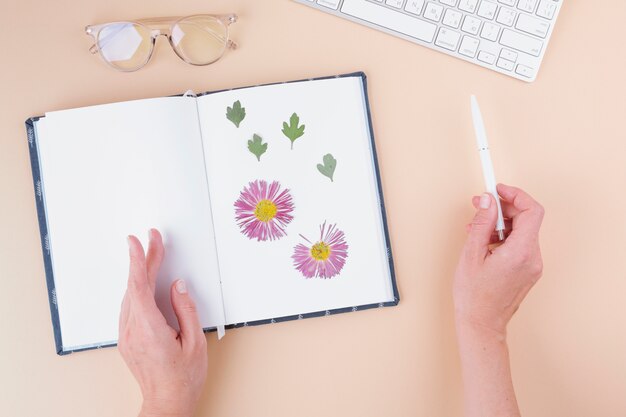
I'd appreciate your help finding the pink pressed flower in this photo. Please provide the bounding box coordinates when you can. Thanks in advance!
[292,222,349,279]
[234,180,294,241]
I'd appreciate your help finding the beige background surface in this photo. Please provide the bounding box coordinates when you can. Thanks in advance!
[1,0,625,416]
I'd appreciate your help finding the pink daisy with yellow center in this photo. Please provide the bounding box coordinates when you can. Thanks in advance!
[234,180,294,241]
[292,222,349,279]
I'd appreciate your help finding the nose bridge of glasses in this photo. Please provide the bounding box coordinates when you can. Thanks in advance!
[151,29,168,38]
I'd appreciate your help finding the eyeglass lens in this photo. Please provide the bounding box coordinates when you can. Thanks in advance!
[97,23,153,71]
[170,16,228,65]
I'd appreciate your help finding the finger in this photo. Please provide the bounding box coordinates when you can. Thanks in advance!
[146,229,164,294]
[496,184,545,244]
[127,235,163,322]
[473,187,544,242]
[472,195,518,220]
[464,193,498,262]
[466,217,512,231]
[119,292,130,332]
[489,227,512,245]
[466,219,512,244]
[127,235,148,295]
[170,279,205,349]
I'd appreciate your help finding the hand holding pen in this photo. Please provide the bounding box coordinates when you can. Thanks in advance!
[454,184,544,417]
[453,96,545,417]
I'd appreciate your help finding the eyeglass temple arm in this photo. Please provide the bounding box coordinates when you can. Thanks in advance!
[133,13,236,25]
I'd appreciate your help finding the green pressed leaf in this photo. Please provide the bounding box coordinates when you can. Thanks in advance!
[316,153,337,182]
[281,112,305,149]
[248,134,268,161]
[226,100,246,127]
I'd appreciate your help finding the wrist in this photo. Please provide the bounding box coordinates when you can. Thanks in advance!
[455,315,520,417]
[139,398,194,417]
[455,314,507,345]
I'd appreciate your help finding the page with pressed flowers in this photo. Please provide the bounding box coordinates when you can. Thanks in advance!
[34,97,225,351]
[196,75,395,325]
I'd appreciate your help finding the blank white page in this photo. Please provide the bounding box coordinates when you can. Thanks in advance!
[36,97,225,351]
[197,76,394,325]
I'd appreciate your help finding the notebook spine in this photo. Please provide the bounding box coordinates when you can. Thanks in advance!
[25,117,67,355]
[359,73,400,305]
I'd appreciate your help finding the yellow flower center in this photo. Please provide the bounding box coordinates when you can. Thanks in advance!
[310,242,331,261]
[254,199,278,222]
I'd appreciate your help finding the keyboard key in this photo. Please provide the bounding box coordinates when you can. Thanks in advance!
[515,64,534,77]
[499,48,518,61]
[459,36,480,57]
[496,57,515,71]
[424,2,444,21]
[317,0,341,10]
[458,0,479,13]
[435,27,461,50]
[385,0,403,8]
[477,1,498,19]
[461,15,482,34]
[442,8,463,28]
[536,0,557,19]
[439,0,458,6]
[405,0,425,15]
[477,50,496,64]
[500,28,543,56]
[341,0,438,43]
[517,0,537,13]
[480,22,500,41]
[496,7,516,26]
[516,13,550,37]
[498,0,516,5]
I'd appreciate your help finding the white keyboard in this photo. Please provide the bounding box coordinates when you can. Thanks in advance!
[294,0,563,82]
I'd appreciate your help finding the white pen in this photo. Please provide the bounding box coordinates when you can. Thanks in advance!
[470,95,505,241]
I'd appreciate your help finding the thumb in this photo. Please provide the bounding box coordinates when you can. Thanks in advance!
[170,279,204,348]
[465,193,498,260]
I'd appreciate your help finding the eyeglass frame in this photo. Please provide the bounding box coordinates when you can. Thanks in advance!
[85,14,238,72]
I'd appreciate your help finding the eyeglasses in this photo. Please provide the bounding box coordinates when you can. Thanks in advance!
[85,14,238,72]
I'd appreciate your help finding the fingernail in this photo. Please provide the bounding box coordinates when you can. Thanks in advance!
[175,279,187,294]
[127,235,131,246]
[480,193,491,209]
[148,229,153,242]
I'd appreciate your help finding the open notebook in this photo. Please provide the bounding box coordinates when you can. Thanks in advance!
[26,72,398,355]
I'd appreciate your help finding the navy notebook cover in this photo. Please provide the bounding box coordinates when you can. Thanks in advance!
[26,72,399,355]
